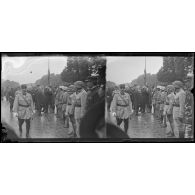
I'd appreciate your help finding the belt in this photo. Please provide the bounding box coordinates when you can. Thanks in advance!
[68,104,72,105]
[19,104,29,107]
[75,105,81,107]
[165,103,169,105]
[117,104,128,107]
[173,105,180,107]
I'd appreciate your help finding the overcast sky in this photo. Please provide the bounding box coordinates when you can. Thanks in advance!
[107,56,163,84]
[1,56,67,84]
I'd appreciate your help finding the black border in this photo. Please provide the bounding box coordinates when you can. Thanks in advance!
[1,52,194,143]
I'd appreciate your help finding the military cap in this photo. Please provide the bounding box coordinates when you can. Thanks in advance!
[167,85,174,91]
[119,84,125,89]
[74,81,84,89]
[68,85,76,92]
[21,84,27,89]
[172,81,183,88]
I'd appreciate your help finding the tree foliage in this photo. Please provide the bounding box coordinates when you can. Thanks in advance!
[61,56,106,84]
[130,73,158,87]
[157,56,194,84]
[1,80,20,90]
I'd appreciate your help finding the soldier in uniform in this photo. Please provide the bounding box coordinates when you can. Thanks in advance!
[159,86,167,125]
[172,81,186,138]
[13,84,34,138]
[55,86,64,118]
[61,86,69,127]
[65,85,76,137]
[74,81,87,138]
[163,85,175,136]
[111,84,133,134]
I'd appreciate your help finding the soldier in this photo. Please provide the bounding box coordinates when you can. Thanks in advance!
[172,81,186,138]
[61,86,69,127]
[133,86,142,116]
[111,84,133,134]
[163,85,175,136]
[13,84,34,138]
[55,86,64,118]
[74,81,87,138]
[65,85,76,137]
[155,87,161,119]
[159,86,167,125]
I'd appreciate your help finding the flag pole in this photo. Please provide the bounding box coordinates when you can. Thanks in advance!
[144,57,147,86]
[48,57,50,86]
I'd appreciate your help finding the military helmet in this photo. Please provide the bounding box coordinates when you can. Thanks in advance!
[172,81,183,89]
[74,81,84,89]
[68,85,76,92]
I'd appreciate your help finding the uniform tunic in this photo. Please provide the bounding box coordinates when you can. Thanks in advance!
[66,93,76,116]
[74,89,87,120]
[111,92,132,119]
[13,92,34,119]
[163,92,175,115]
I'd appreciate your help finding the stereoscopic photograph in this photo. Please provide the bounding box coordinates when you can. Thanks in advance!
[1,54,106,142]
[106,55,194,141]
[1,53,194,142]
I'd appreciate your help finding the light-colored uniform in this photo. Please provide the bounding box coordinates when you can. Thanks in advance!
[163,92,175,116]
[111,92,132,119]
[173,89,186,138]
[74,89,87,137]
[13,92,34,119]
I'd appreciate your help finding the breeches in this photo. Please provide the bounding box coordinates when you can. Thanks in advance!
[18,118,31,135]
[116,117,129,133]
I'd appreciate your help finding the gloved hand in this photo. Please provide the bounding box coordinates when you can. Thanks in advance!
[13,112,18,118]
[112,112,116,117]
[33,110,36,114]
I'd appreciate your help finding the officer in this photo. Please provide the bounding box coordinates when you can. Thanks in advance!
[74,81,87,138]
[172,81,186,138]
[163,85,175,136]
[13,84,34,138]
[65,85,76,137]
[111,84,132,134]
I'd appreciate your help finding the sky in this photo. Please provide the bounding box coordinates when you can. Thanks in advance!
[1,56,67,84]
[107,56,163,84]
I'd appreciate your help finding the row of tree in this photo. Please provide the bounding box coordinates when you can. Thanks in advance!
[61,56,106,84]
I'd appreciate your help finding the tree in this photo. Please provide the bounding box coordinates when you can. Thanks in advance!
[1,80,20,90]
[61,56,106,84]
[130,73,158,87]
[157,56,194,84]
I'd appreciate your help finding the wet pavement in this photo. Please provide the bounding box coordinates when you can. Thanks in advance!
[109,111,172,138]
[1,100,71,138]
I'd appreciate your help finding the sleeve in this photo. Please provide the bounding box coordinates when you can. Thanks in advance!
[179,92,186,118]
[30,95,34,111]
[13,95,19,113]
[111,94,117,113]
[81,92,87,118]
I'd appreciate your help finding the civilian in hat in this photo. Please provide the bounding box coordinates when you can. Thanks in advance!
[74,81,87,138]
[111,84,132,134]
[172,81,186,138]
[13,84,35,138]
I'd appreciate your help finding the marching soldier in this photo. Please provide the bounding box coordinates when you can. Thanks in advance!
[55,86,64,118]
[172,81,186,138]
[111,84,133,134]
[159,86,167,125]
[163,85,175,136]
[74,81,87,138]
[13,84,34,138]
[8,88,15,112]
[65,85,76,137]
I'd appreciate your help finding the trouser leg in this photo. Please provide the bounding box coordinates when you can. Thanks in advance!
[124,118,129,133]
[75,119,81,138]
[69,115,76,136]
[167,114,174,135]
[25,119,31,138]
[18,119,24,137]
